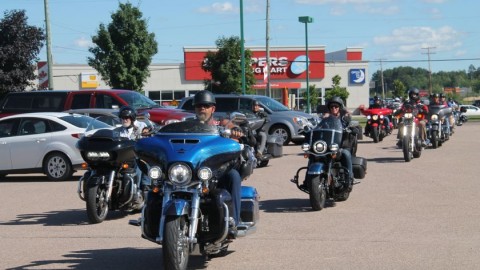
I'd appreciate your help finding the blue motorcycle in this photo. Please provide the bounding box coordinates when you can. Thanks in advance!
[133,116,259,269]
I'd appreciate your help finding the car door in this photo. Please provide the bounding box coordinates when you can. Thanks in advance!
[0,118,19,171]
[10,118,52,170]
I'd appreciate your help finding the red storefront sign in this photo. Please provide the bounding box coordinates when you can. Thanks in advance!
[184,47,325,81]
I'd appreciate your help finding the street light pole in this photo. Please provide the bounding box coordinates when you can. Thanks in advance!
[240,0,246,95]
[298,16,313,113]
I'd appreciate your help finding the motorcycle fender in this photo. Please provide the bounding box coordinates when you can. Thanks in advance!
[431,124,439,131]
[307,162,325,175]
[85,175,105,188]
[371,123,379,128]
[163,199,191,216]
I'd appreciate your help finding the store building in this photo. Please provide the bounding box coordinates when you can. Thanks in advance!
[38,46,369,113]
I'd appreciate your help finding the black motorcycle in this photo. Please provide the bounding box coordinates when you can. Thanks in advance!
[426,105,452,149]
[291,116,367,211]
[76,128,145,223]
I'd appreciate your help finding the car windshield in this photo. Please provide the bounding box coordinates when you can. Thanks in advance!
[159,120,219,134]
[60,115,111,129]
[255,96,290,112]
[117,92,161,110]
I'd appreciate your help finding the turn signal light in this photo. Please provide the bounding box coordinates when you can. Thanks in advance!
[122,163,129,169]
[202,186,210,194]
[153,186,160,193]
[81,163,88,169]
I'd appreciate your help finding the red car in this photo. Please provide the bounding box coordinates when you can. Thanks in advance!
[0,90,195,125]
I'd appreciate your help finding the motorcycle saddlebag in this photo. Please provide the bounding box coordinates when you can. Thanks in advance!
[240,186,259,226]
[352,156,367,180]
[267,136,283,158]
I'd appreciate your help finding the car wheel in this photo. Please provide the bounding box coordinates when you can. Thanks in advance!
[269,125,291,146]
[43,152,73,181]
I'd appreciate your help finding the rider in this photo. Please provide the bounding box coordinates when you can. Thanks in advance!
[192,90,243,238]
[114,106,151,192]
[367,96,392,134]
[441,94,455,132]
[252,100,269,158]
[396,88,429,147]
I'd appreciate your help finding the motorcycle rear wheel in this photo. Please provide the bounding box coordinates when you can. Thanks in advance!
[308,176,326,211]
[86,185,109,224]
[163,215,190,270]
[402,137,412,162]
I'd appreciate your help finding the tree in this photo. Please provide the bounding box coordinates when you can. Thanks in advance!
[301,84,319,111]
[0,10,45,95]
[201,36,256,94]
[325,75,349,105]
[88,3,157,91]
[392,79,406,98]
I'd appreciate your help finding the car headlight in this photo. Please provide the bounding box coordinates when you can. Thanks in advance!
[293,116,309,127]
[148,166,162,180]
[431,114,438,121]
[404,113,413,119]
[197,167,212,181]
[301,143,310,152]
[168,163,192,185]
[86,151,110,160]
[313,140,327,154]
[330,143,339,152]
[372,115,379,121]
[164,119,180,125]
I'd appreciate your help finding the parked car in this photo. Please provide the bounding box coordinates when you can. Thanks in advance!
[458,105,480,116]
[0,112,111,180]
[0,90,195,125]
[178,94,320,145]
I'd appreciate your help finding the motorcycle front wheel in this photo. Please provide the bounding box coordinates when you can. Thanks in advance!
[308,175,326,211]
[86,185,109,224]
[431,130,438,149]
[372,127,379,143]
[163,215,190,270]
[402,136,412,162]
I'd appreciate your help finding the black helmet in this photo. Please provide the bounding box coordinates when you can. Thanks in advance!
[408,88,420,101]
[119,106,136,121]
[373,95,380,101]
[432,93,440,98]
[253,100,260,106]
[439,93,445,98]
[327,96,344,110]
[193,90,216,106]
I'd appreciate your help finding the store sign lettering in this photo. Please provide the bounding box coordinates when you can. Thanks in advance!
[251,57,289,75]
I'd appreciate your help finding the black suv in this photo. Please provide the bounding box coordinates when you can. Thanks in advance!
[178,94,319,145]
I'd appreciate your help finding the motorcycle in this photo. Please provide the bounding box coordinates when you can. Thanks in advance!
[132,113,259,269]
[426,105,452,149]
[291,115,367,211]
[455,106,468,126]
[398,104,425,162]
[76,128,146,224]
[361,108,393,143]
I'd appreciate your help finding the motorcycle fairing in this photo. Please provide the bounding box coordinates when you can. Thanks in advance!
[163,198,191,216]
[307,162,325,175]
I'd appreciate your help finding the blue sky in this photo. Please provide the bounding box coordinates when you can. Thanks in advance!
[3,0,479,74]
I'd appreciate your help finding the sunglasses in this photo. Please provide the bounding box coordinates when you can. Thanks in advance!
[195,104,213,109]
[121,117,131,120]
[329,105,340,109]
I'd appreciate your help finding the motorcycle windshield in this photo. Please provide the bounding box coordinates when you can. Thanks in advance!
[311,116,343,145]
[159,120,219,135]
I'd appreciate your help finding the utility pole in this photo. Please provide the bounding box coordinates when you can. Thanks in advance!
[240,0,246,95]
[378,59,386,100]
[44,0,54,90]
[422,46,436,94]
[265,0,271,97]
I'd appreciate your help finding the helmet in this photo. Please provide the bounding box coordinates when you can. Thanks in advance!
[394,98,400,102]
[119,106,136,121]
[327,96,344,110]
[373,95,380,101]
[193,90,216,106]
[439,93,445,99]
[432,93,440,98]
[408,88,420,101]
[253,100,260,106]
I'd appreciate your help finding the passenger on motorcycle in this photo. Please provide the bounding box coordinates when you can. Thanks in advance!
[322,97,355,187]
[367,95,392,134]
[252,100,269,158]
[192,90,243,238]
[395,88,429,147]
[115,106,151,192]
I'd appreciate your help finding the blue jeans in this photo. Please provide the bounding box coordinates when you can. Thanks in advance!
[135,165,151,190]
[218,169,242,226]
[340,149,353,180]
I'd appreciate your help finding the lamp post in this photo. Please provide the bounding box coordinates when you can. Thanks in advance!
[298,16,313,113]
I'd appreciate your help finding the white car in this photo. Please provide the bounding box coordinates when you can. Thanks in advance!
[0,112,111,180]
[459,105,480,117]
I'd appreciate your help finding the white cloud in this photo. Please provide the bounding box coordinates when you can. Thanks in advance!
[373,26,463,59]
[295,0,391,4]
[197,2,237,14]
[74,36,92,48]
[356,5,400,15]
[421,0,447,3]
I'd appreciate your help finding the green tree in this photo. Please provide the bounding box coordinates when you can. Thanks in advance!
[325,75,349,105]
[302,84,318,110]
[201,36,256,94]
[0,10,45,95]
[88,3,157,91]
[392,79,406,98]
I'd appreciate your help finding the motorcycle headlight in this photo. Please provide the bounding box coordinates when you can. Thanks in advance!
[148,166,162,180]
[313,140,327,154]
[197,167,212,181]
[86,151,110,161]
[431,114,438,121]
[168,163,192,185]
[380,115,384,119]
[330,143,339,152]
[301,143,310,152]
[404,113,413,119]
[367,115,371,120]
[372,115,379,121]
